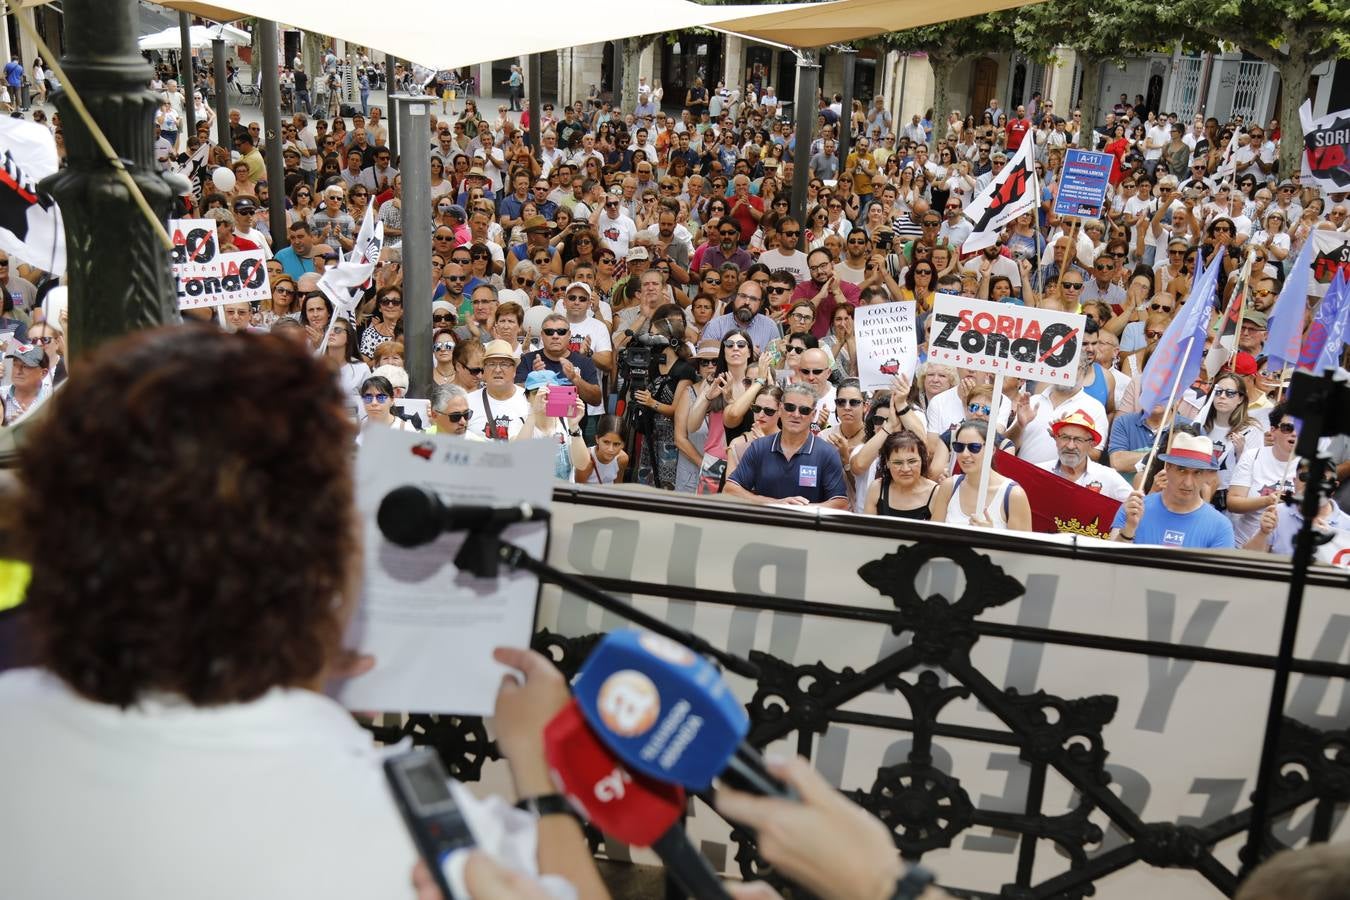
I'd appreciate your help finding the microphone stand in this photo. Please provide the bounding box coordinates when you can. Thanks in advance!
[453,522,761,681]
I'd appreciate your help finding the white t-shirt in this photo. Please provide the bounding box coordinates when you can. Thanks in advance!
[1230,446,1299,546]
[757,249,810,285]
[1015,389,1109,466]
[1144,124,1169,161]
[1037,458,1133,501]
[467,384,531,440]
[0,669,416,900]
[563,316,613,415]
[961,253,1023,290]
[596,212,637,258]
[925,386,967,436]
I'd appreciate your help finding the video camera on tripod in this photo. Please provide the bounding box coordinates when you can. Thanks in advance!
[617,319,681,487]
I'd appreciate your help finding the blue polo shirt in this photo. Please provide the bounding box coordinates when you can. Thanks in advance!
[729,432,848,504]
[274,247,314,280]
[1112,492,1234,549]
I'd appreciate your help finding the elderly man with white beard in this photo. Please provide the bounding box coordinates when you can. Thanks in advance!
[1036,409,1132,501]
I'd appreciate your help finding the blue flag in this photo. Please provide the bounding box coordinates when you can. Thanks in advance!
[1300,270,1348,373]
[1138,246,1224,414]
[1265,236,1315,371]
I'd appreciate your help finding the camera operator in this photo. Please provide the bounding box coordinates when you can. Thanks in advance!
[625,305,697,488]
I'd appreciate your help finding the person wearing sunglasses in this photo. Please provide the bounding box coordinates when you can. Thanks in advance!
[931,419,1031,530]
[428,383,487,440]
[356,375,418,444]
[1225,401,1302,547]
[757,216,810,284]
[515,313,602,410]
[724,382,849,509]
[726,385,782,480]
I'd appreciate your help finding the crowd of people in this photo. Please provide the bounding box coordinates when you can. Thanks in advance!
[2,325,1344,900]
[4,57,1348,558]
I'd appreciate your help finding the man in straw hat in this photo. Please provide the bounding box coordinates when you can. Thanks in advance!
[1111,426,1235,548]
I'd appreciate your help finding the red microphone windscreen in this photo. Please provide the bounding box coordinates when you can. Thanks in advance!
[544,700,686,848]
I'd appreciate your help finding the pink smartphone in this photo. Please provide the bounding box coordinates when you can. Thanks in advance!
[546,385,577,418]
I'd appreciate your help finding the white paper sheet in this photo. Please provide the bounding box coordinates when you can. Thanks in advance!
[335,428,555,716]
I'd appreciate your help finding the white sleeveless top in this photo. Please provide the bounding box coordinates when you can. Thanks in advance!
[944,474,1013,529]
[585,450,620,484]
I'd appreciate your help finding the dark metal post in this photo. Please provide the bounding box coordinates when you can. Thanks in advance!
[178,12,195,138]
[45,0,178,356]
[394,94,433,399]
[837,49,856,166]
[385,55,399,159]
[257,20,286,241]
[1240,372,1335,875]
[790,52,819,225]
[212,37,230,148]
[528,52,541,155]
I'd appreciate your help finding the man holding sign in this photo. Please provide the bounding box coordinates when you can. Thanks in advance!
[1111,428,1234,549]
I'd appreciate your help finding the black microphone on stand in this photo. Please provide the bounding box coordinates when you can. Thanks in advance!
[377,485,550,548]
[374,484,762,680]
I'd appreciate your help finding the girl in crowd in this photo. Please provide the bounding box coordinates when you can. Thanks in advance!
[574,415,630,484]
[432,328,458,385]
[262,275,299,326]
[1203,373,1264,503]
[930,420,1031,530]
[301,290,333,350]
[357,375,418,443]
[358,286,404,362]
[726,385,782,479]
[324,317,370,417]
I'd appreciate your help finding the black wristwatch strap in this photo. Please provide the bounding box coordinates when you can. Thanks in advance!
[514,793,580,821]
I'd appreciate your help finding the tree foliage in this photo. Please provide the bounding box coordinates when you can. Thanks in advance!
[1159,0,1350,175]
[1012,0,1172,147]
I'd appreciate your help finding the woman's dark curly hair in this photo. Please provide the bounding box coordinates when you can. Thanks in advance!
[17,325,357,708]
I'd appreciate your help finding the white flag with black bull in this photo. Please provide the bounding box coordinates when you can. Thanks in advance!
[0,116,65,275]
[961,136,1038,254]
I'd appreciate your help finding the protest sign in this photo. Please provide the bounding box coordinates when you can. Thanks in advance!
[169,218,218,269]
[170,217,271,309]
[928,294,1086,385]
[853,301,917,392]
[961,136,1037,253]
[1310,228,1350,297]
[175,248,271,310]
[1299,101,1350,195]
[1053,148,1114,219]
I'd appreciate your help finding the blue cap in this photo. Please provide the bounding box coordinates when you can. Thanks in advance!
[446,204,467,221]
[524,369,560,392]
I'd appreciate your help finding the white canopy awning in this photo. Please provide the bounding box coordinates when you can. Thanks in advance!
[140,0,1042,70]
[137,23,250,52]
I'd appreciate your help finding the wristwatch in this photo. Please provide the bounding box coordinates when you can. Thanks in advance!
[568,427,583,437]
[753,377,767,387]
[896,404,913,416]
[514,793,580,821]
